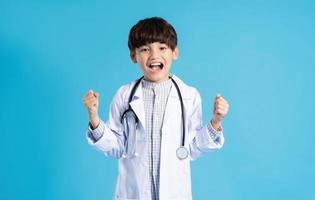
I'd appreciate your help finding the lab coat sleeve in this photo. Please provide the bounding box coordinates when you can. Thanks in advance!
[188,89,225,160]
[86,86,126,159]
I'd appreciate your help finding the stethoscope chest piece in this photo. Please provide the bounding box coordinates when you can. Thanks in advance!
[122,76,189,160]
[176,146,189,160]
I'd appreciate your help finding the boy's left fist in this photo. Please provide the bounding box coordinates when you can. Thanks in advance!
[211,94,229,128]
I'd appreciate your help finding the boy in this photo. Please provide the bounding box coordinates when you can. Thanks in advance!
[83,17,229,200]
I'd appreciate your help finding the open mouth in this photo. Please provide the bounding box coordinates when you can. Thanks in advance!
[148,62,164,70]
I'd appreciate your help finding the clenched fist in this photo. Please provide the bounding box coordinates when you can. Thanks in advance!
[211,94,229,131]
[83,90,100,129]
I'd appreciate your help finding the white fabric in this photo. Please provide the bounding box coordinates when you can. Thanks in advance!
[86,75,224,200]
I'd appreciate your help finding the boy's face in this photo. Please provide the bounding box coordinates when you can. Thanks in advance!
[130,42,178,83]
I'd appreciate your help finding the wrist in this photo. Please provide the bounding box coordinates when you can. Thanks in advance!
[89,116,100,130]
[211,118,222,131]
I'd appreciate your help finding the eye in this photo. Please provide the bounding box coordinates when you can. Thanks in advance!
[160,46,168,51]
[140,47,149,52]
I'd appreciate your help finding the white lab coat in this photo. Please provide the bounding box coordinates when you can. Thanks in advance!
[87,75,224,200]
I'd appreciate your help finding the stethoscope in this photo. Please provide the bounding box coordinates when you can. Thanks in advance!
[120,76,189,160]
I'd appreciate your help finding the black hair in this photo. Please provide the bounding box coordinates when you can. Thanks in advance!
[128,17,177,51]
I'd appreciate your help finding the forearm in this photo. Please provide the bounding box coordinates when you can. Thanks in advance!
[89,116,100,130]
[86,119,124,158]
[210,119,222,131]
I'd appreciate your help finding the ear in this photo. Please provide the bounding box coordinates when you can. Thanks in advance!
[130,50,137,63]
[172,47,179,60]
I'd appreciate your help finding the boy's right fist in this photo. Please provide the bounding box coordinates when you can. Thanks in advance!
[83,90,100,129]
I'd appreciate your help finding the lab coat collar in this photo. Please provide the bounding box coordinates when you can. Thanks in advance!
[129,79,146,130]
[128,74,192,131]
[170,74,194,99]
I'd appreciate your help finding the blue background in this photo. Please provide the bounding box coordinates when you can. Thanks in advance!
[1,0,315,199]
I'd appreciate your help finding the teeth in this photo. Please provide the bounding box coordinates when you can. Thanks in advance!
[150,63,161,66]
[149,62,164,69]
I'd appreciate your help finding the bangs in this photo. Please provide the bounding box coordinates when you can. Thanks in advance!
[128,17,177,51]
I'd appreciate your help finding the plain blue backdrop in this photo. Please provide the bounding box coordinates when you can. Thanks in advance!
[1,0,315,199]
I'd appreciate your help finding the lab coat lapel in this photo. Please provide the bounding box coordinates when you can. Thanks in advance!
[129,83,146,130]
[163,75,186,125]
[162,83,180,125]
[160,76,189,199]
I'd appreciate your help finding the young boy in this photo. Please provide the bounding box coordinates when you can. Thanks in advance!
[83,17,229,200]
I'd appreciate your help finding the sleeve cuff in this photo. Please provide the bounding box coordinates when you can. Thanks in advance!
[206,121,223,141]
[88,120,105,142]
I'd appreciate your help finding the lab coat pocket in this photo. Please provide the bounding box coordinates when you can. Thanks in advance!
[134,126,146,157]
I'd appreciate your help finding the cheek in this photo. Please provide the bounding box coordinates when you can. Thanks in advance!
[140,60,147,67]
[137,56,147,65]
[166,53,175,62]
[138,60,147,69]
[166,57,174,65]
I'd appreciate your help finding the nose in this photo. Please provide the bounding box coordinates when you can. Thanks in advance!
[149,48,159,59]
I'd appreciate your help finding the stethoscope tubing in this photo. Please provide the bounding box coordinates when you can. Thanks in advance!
[121,76,186,158]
